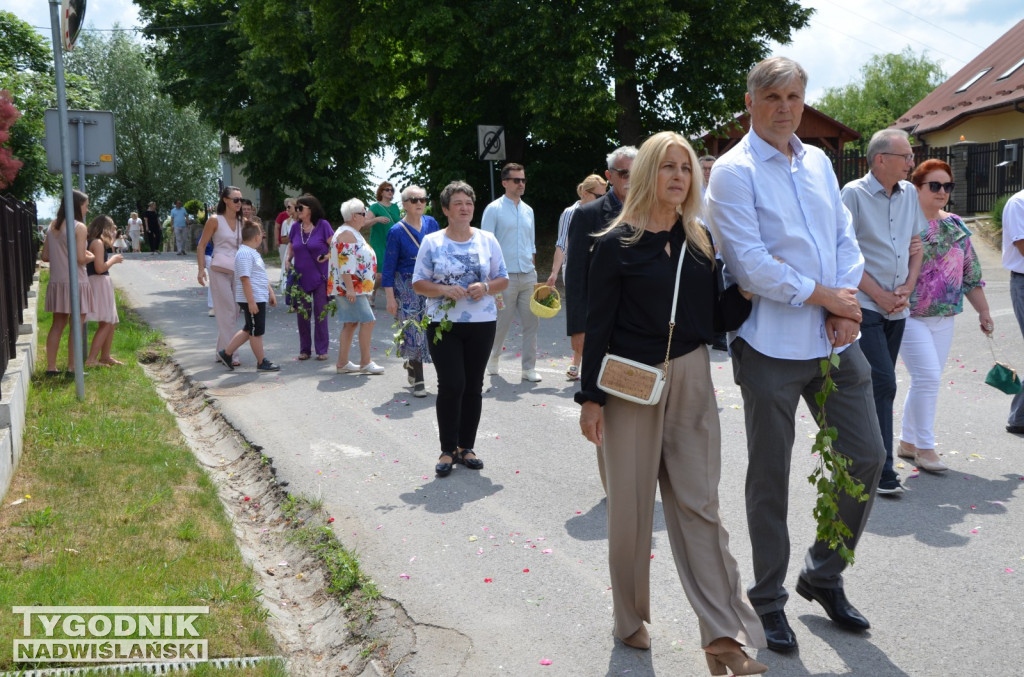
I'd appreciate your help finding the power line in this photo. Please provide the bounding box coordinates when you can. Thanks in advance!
[818,0,967,65]
[876,0,986,49]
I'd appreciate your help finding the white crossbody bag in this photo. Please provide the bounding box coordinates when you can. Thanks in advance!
[596,240,687,406]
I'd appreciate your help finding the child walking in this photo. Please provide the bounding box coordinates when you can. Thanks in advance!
[85,215,125,367]
[217,221,280,372]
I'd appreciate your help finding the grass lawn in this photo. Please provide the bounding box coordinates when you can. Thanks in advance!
[0,273,284,675]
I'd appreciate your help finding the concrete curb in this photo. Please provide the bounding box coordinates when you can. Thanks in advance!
[0,274,39,501]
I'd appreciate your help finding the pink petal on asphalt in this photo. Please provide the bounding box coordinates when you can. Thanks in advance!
[539,659,552,666]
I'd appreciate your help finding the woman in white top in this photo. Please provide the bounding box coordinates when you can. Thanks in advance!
[412,181,509,477]
[329,198,383,375]
[197,186,244,365]
[127,211,143,252]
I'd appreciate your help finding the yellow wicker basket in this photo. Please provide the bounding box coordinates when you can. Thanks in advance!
[530,285,561,319]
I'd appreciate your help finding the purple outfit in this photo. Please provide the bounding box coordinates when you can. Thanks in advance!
[289,218,334,356]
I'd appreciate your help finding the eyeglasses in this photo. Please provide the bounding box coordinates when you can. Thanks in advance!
[229,197,242,203]
[587,190,606,198]
[926,181,955,193]
[608,167,630,179]
[405,197,428,204]
[294,205,307,212]
[505,177,526,184]
[355,211,366,216]
[881,152,914,163]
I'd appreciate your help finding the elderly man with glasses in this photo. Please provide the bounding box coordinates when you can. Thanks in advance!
[840,129,926,493]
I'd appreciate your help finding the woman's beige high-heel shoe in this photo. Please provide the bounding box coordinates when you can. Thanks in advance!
[704,648,768,676]
[621,625,650,650]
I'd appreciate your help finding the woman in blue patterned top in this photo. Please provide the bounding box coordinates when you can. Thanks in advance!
[412,181,509,477]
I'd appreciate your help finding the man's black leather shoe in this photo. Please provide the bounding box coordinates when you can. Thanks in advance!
[759,609,797,652]
[1006,425,1024,434]
[796,576,870,630]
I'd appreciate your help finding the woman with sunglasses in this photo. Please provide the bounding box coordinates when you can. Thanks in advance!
[382,186,439,396]
[330,198,384,374]
[198,186,244,365]
[898,159,993,472]
[368,182,401,305]
[287,194,335,360]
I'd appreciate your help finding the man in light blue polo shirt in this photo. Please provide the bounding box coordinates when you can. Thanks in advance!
[170,200,189,255]
[1002,188,1024,433]
[841,129,926,492]
[482,162,541,382]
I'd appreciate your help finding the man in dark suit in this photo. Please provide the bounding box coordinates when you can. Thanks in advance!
[564,145,636,492]
[564,146,637,351]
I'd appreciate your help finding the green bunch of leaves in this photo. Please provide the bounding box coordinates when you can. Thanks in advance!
[991,194,1014,233]
[808,351,868,566]
[386,298,454,356]
[284,270,338,321]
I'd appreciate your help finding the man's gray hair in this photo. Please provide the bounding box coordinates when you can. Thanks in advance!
[866,129,910,166]
[401,185,426,202]
[747,57,808,98]
[699,155,717,164]
[606,146,638,170]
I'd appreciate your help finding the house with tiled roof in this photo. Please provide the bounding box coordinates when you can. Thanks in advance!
[894,19,1024,147]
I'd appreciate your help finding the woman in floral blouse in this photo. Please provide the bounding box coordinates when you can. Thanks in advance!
[899,159,993,472]
[329,198,384,375]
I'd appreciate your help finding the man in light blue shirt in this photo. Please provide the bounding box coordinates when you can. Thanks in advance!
[706,57,885,653]
[170,200,189,255]
[841,129,926,491]
[482,162,541,382]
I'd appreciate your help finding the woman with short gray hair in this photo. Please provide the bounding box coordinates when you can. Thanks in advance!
[330,198,383,374]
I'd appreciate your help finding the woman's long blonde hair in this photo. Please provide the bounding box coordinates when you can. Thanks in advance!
[600,131,713,262]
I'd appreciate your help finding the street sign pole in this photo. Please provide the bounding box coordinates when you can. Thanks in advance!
[48,0,85,399]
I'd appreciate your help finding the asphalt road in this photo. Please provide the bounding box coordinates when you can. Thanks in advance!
[112,243,1024,677]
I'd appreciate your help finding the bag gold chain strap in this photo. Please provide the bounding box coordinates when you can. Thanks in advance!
[661,238,688,370]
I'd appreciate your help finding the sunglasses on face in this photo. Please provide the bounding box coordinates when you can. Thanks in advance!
[926,181,955,193]
[506,177,526,184]
[383,188,394,192]
[229,197,242,203]
[608,168,630,179]
[294,205,307,211]
[355,211,366,216]
[405,197,428,204]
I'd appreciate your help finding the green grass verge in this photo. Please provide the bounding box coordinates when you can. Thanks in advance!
[0,273,283,675]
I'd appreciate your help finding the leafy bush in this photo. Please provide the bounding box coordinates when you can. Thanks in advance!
[183,198,203,215]
[992,194,1013,234]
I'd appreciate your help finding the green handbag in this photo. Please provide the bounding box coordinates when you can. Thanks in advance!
[985,337,1022,395]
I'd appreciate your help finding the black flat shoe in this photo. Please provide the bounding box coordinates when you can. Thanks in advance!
[455,449,484,470]
[435,453,454,477]
[796,576,870,630]
[759,609,797,652]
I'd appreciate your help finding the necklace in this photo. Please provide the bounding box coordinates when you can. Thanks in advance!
[300,222,314,246]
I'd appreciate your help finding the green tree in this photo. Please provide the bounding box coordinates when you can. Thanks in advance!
[815,48,946,151]
[64,30,220,228]
[0,10,96,201]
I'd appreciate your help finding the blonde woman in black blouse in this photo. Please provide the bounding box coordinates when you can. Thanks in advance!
[575,132,765,675]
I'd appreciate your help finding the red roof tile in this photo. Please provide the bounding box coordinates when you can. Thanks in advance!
[894,19,1024,135]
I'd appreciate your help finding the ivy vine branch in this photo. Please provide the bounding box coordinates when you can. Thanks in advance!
[284,270,338,322]
[386,298,454,356]
[808,350,868,566]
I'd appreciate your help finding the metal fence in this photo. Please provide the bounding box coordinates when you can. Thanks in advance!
[825,138,1024,216]
[0,195,38,383]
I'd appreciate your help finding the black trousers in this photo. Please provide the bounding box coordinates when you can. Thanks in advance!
[426,321,496,454]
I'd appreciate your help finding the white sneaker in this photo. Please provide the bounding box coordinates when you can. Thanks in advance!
[522,369,542,382]
[361,361,385,375]
[339,361,362,373]
[486,356,499,376]
[207,308,215,317]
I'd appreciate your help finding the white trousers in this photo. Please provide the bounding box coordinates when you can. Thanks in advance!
[899,315,956,449]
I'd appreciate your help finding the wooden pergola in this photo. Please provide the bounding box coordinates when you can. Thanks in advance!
[698,105,861,156]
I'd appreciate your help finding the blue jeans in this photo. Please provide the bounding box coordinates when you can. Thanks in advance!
[858,309,906,482]
[1009,274,1024,425]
